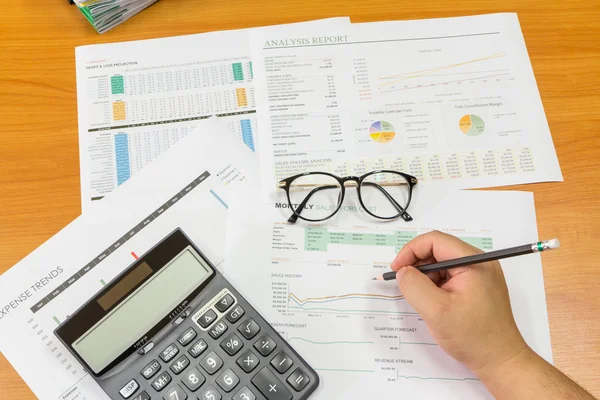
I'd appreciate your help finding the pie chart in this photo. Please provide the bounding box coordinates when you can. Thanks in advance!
[459,114,485,136]
[369,121,396,143]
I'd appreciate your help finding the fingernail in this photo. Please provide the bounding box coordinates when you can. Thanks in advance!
[396,266,408,280]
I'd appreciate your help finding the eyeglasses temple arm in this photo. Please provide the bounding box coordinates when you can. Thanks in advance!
[287,185,341,223]
[361,182,413,221]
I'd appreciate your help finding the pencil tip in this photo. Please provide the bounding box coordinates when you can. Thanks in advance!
[372,277,377,280]
[372,276,383,281]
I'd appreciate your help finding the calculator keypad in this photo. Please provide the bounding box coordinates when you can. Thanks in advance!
[254,334,277,356]
[182,367,205,392]
[114,288,316,400]
[197,309,218,328]
[141,359,161,379]
[188,338,208,358]
[200,351,224,375]
[233,386,257,400]
[226,305,245,323]
[163,383,187,400]
[169,354,190,375]
[199,385,222,400]
[208,320,228,339]
[252,367,292,400]
[216,368,239,392]
[177,327,197,346]
[236,349,260,373]
[214,293,235,313]
[151,371,172,391]
[220,333,244,356]
[238,318,260,340]
[132,391,150,400]
[159,344,179,363]
[271,351,293,374]
[119,379,139,398]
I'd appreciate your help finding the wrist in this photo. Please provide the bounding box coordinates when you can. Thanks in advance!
[474,344,536,387]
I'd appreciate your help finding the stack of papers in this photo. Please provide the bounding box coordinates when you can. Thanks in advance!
[0,13,562,400]
[73,0,159,34]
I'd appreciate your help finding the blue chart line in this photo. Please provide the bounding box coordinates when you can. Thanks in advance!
[209,189,228,209]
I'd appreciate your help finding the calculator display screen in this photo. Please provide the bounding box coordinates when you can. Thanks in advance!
[72,248,211,373]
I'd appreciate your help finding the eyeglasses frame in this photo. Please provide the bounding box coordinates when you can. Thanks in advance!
[277,170,418,223]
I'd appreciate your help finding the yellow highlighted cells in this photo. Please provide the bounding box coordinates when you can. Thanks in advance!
[112,101,126,121]
[236,88,248,107]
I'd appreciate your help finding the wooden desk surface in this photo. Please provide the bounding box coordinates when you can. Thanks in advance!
[1,0,599,398]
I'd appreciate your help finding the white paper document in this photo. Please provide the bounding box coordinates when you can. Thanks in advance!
[76,18,350,211]
[0,119,257,399]
[225,187,552,399]
[250,13,562,193]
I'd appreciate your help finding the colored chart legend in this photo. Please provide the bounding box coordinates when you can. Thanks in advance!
[369,121,396,143]
[236,88,248,107]
[112,101,126,121]
[114,133,131,185]
[459,114,485,136]
[111,75,125,95]
[232,62,244,81]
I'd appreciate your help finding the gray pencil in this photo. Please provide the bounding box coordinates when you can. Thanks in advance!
[373,239,560,281]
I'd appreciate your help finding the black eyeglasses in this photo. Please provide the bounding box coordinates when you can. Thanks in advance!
[277,170,418,224]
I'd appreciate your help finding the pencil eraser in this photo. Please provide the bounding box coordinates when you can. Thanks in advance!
[547,239,560,249]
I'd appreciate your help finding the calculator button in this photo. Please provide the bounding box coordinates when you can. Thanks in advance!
[132,391,150,400]
[182,367,205,392]
[119,379,139,398]
[238,318,260,339]
[237,349,260,373]
[163,383,187,400]
[287,368,310,391]
[251,367,292,400]
[197,309,217,328]
[199,386,222,400]
[177,327,197,346]
[254,334,277,356]
[216,368,239,392]
[215,294,235,313]
[141,359,161,379]
[199,351,223,375]
[226,305,245,323]
[233,386,256,400]
[169,354,190,375]
[208,320,228,339]
[152,371,172,391]
[270,351,293,374]
[188,338,208,358]
[160,343,179,362]
[220,333,244,355]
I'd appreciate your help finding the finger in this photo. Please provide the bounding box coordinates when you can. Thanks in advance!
[425,270,443,286]
[397,266,449,321]
[391,231,482,271]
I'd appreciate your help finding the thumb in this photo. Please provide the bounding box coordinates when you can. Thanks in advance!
[397,266,449,321]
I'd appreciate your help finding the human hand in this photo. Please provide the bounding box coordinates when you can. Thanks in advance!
[390,231,529,376]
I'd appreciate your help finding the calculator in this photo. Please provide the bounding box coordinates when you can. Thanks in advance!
[55,229,319,400]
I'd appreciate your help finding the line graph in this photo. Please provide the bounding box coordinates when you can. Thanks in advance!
[379,52,506,85]
[287,291,418,317]
[374,52,512,93]
[288,337,374,346]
